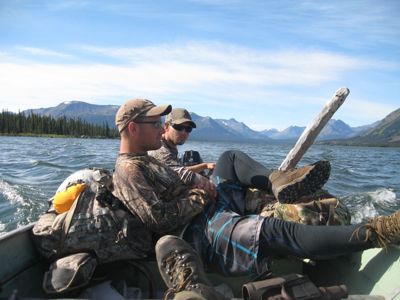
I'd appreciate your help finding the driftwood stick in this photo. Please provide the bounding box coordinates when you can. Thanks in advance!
[278,87,350,171]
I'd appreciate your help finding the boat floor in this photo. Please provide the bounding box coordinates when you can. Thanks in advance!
[1,224,400,299]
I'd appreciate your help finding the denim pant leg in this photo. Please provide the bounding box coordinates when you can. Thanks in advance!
[259,217,374,260]
[184,185,268,278]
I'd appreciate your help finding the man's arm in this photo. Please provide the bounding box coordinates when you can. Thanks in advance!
[185,162,215,174]
[113,160,209,234]
[151,147,199,185]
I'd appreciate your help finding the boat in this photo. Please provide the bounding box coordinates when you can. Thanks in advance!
[1,223,399,299]
[1,89,399,299]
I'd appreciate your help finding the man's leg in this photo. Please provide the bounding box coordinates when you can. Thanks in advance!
[214,150,331,204]
[191,207,400,277]
[213,150,272,190]
[259,210,400,260]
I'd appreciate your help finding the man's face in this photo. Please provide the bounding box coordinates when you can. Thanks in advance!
[164,121,193,146]
[134,115,165,151]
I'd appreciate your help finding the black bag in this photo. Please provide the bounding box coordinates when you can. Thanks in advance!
[181,150,203,166]
[242,273,348,300]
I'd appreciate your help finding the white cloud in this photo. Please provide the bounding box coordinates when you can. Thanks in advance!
[17,47,75,59]
[0,42,396,130]
[77,42,372,87]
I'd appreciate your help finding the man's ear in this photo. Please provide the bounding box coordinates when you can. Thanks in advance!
[127,122,138,135]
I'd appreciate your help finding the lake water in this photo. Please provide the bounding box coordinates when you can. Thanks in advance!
[0,136,399,236]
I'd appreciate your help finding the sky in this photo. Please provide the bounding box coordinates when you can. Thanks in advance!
[0,0,399,130]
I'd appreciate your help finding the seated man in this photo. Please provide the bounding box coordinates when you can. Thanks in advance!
[150,107,330,205]
[112,98,400,291]
[149,108,216,191]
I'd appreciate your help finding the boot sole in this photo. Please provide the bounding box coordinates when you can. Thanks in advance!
[277,160,331,204]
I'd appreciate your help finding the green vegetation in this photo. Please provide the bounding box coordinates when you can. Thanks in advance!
[0,110,119,138]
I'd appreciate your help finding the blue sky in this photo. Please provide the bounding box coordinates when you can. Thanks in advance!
[0,0,399,130]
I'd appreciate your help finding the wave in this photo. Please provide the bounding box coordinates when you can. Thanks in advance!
[344,187,399,224]
[0,178,49,236]
[351,201,378,224]
[0,178,25,205]
[367,188,397,205]
[0,222,8,237]
[30,159,69,169]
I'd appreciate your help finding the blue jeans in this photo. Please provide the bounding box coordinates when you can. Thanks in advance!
[184,181,373,278]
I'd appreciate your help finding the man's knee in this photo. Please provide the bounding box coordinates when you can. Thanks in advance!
[219,150,244,161]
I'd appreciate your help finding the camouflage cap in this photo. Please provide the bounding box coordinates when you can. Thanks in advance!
[115,99,172,132]
[165,108,196,128]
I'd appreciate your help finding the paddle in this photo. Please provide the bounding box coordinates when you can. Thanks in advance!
[278,87,350,171]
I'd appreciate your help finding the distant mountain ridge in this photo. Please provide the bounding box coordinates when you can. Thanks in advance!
[324,108,400,147]
[25,101,119,129]
[23,101,399,146]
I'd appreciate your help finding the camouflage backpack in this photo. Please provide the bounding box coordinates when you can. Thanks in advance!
[32,168,151,293]
[245,188,351,226]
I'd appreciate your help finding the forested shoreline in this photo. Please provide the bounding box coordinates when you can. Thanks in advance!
[0,110,119,138]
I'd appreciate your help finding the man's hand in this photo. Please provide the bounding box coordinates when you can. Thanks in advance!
[194,175,217,201]
[205,162,216,176]
[187,162,216,175]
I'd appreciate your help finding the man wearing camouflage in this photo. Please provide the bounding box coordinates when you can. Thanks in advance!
[112,98,400,299]
[148,107,330,212]
[149,108,216,189]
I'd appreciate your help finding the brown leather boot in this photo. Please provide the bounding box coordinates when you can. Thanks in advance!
[269,160,331,203]
[360,210,400,248]
[156,235,226,300]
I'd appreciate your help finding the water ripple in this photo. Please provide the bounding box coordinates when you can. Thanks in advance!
[30,159,70,169]
[0,178,25,205]
[1,136,399,235]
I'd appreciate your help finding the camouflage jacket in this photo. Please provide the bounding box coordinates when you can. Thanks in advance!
[148,138,198,185]
[112,153,208,238]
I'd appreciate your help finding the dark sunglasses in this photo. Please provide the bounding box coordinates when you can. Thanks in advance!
[134,120,163,129]
[171,123,193,133]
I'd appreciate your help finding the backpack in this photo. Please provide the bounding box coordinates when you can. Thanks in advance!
[181,150,203,166]
[245,188,351,226]
[32,168,151,293]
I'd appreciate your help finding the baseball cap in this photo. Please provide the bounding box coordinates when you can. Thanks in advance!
[165,108,196,128]
[115,99,172,132]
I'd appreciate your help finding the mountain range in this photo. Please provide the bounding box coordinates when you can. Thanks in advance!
[24,101,400,146]
[323,108,400,147]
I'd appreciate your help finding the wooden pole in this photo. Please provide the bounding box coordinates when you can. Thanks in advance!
[278,87,350,171]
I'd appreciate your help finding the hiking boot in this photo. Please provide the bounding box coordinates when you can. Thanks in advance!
[361,210,400,248]
[155,235,226,300]
[269,160,331,203]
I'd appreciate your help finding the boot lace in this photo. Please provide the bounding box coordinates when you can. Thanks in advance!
[353,211,400,248]
[163,251,195,300]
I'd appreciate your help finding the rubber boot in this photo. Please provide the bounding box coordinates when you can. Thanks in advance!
[156,235,226,300]
[269,160,331,203]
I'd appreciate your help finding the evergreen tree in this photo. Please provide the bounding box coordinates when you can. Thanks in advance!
[0,111,119,138]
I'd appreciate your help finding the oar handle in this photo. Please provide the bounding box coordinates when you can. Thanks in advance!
[278,87,350,171]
